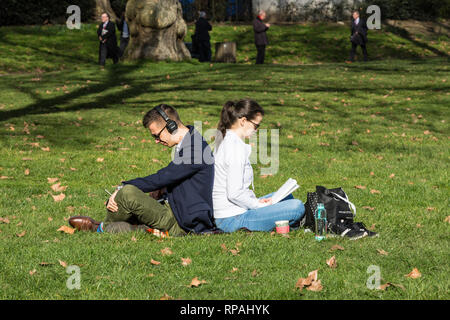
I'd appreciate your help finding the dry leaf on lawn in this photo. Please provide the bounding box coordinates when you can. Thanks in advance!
[0,217,10,224]
[405,268,421,279]
[96,158,104,162]
[16,231,26,237]
[47,177,59,183]
[370,189,381,194]
[51,183,67,192]
[181,257,192,266]
[57,225,75,234]
[59,260,68,268]
[188,277,207,288]
[379,282,405,291]
[307,279,323,292]
[150,259,161,265]
[444,216,450,223]
[326,256,337,268]
[355,185,366,190]
[330,244,345,251]
[377,249,389,256]
[161,247,173,255]
[52,193,66,202]
[29,269,37,276]
[160,293,173,300]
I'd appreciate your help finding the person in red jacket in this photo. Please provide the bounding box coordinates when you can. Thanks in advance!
[253,10,270,64]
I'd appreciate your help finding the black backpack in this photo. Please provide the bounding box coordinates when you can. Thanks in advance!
[302,186,356,231]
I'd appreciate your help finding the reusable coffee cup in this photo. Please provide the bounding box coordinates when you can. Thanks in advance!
[275,220,290,234]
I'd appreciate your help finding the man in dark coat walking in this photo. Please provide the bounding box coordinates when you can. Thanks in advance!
[348,10,368,62]
[253,10,270,64]
[194,11,212,62]
[97,12,119,66]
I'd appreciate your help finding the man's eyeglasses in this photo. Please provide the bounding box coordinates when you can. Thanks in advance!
[152,126,166,141]
[247,119,261,130]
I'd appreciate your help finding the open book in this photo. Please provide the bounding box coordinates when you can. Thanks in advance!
[271,178,299,204]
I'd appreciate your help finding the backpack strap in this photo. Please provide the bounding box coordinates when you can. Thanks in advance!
[330,192,356,216]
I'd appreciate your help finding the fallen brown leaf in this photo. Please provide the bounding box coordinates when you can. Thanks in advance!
[188,277,207,288]
[0,217,10,224]
[405,268,421,279]
[330,244,345,251]
[160,293,173,300]
[29,269,37,276]
[161,247,173,255]
[379,282,405,291]
[16,231,26,237]
[51,193,66,202]
[444,216,450,223]
[59,260,68,268]
[47,177,59,183]
[51,183,67,192]
[57,225,75,234]
[150,259,161,265]
[181,257,192,266]
[370,189,381,194]
[307,279,323,292]
[355,185,366,190]
[377,249,389,256]
[326,256,337,268]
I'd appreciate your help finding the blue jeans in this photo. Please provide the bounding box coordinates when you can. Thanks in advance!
[215,192,305,233]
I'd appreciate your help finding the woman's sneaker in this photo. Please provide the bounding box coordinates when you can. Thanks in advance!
[330,222,368,240]
[353,222,379,238]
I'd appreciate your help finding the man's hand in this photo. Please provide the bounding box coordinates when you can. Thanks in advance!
[106,189,119,212]
[265,23,271,28]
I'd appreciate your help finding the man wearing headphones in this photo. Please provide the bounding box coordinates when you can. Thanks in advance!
[68,104,219,236]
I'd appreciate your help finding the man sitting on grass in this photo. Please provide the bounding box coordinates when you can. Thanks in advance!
[68,104,219,237]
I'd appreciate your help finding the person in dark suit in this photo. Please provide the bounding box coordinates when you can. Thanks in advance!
[253,10,270,64]
[194,11,212,62]
[348,11,368,62]
[68,104,220,236]
[97,12,119,66]
[116,12,130,58]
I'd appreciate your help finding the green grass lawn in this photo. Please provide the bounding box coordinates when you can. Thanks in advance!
[0,22,449,300]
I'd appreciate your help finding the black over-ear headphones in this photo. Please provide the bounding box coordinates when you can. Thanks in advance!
[155,105,178,134]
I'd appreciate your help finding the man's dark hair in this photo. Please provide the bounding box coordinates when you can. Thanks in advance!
[143,104,183,129]
[102,12,110,19]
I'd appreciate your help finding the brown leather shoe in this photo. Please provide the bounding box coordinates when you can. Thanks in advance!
[68,216,101,232]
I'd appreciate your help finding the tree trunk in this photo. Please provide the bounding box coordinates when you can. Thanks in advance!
[124,0,191,61]
[95,0,118,22]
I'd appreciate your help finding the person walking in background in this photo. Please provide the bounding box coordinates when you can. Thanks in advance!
[194,11,212,62]
[253,10,270,64]
[117,12,130,58]
[97,12,119,66]
[348,10,368,62]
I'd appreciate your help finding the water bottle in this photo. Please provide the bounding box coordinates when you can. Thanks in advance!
[315,203,327,241]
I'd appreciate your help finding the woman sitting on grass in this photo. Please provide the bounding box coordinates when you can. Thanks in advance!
[212,99,305,233]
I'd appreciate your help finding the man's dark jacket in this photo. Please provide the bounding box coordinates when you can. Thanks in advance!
[253,17,269,46]
[122,126,216,234]
[195,17,212,41]
[350,18,368,45]
[97,21,118,57]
